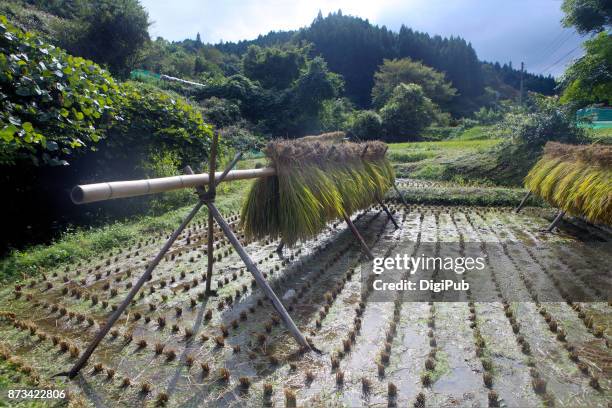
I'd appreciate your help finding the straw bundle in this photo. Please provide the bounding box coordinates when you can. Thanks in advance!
[524,142,612,225]
[241,135,394,245]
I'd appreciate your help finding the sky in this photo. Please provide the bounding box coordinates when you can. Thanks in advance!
[141,0,587,77]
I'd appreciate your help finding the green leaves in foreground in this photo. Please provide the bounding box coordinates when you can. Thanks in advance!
[241,138,394,246]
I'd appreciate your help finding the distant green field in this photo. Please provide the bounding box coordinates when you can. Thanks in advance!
[587,127,612,143]
[388,126,502,184]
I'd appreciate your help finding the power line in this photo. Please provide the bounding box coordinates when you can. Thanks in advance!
[531,30,574,71]
[538,43,583,75]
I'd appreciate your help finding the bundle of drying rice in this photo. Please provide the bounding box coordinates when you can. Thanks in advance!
[525,142,612,225]
[241,135,394,245]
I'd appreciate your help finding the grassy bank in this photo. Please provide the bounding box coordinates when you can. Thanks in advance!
[389,130,503,184]
[0,179,251,282]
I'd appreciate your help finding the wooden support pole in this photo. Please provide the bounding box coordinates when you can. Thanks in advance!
[276,241,285,255]
[515,191,531,213]
[343,213,374,260]
[376,197,399,229]
[546,210,565,232]
[392,182,410,211]
[57,201,205,379]
[205,132,219,294]
[205,201,311,350]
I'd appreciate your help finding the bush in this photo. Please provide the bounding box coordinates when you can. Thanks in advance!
[200,97,242,128]
[379,83,438,142]
[218,125,264,153]
[0,19,214,252]
[494,95,586,148]
[348,110,383,140]
[104,81,213,169]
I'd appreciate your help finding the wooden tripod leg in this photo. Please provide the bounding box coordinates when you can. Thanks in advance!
[515,191,531,213]
[206,202,311,350]
[546,210,565,232]
[205,132,218,294]
[343,213,374,260]
[376,197,399,229]
[205,211,214,293]
[57,201,205,379]
[392,182,410,211]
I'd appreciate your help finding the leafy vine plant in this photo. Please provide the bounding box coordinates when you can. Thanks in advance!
[0,15,214,167]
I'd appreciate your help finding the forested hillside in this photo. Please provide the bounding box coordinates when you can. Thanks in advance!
[217,11,556,115]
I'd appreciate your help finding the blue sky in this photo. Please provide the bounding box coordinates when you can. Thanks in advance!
[140,0,586,77]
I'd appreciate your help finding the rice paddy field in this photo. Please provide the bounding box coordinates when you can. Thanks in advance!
[0,178,610,408]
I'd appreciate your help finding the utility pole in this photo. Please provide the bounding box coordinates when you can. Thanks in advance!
[519,61,524,105]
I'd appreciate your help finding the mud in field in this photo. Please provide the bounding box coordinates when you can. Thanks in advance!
[0,182,610,407]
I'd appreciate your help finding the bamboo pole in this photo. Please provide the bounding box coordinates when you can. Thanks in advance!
[546,210,565,232]
[392,182,410,211]
[515,191,531,213]
[207,202,310,350]
[56,200,205,379]
[206,133,218,294]
[376,197,399,229]
[183,166,310,350]
[343,213,374,260]
[71,167,276,204]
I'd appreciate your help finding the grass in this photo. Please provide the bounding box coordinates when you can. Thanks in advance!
[389,134,503,184]
[586,127,612,144]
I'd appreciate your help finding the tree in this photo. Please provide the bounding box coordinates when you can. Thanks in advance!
[379,83,437,141]
[319,98,354,132]
[291,57,343,120]
[348,110,383,140]
[562,0,612,34]
[371,58,457,108]
[242,45,304,89]
[67,0,150,77]
[560,32,612,106]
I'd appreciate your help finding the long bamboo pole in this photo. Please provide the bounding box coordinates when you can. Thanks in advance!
[71,168,276,204]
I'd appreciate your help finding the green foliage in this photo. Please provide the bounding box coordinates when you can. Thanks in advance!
[199,97,242,128]
[348,110,383,140]
[140,150,193,215]
[218,125,265,153]
[561,0,611,34]
[560,32,612,106]
[0,179,250,280]
[379,83,438,142]
[62,0,150,77]
[494,96,586,148]
[372,58,457,108]
[319,98,354,132]
[473,106,506,125]
[105,81,213,166]
[0,15,121,165]
[242,45,304,89]
[292,56,343,116]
